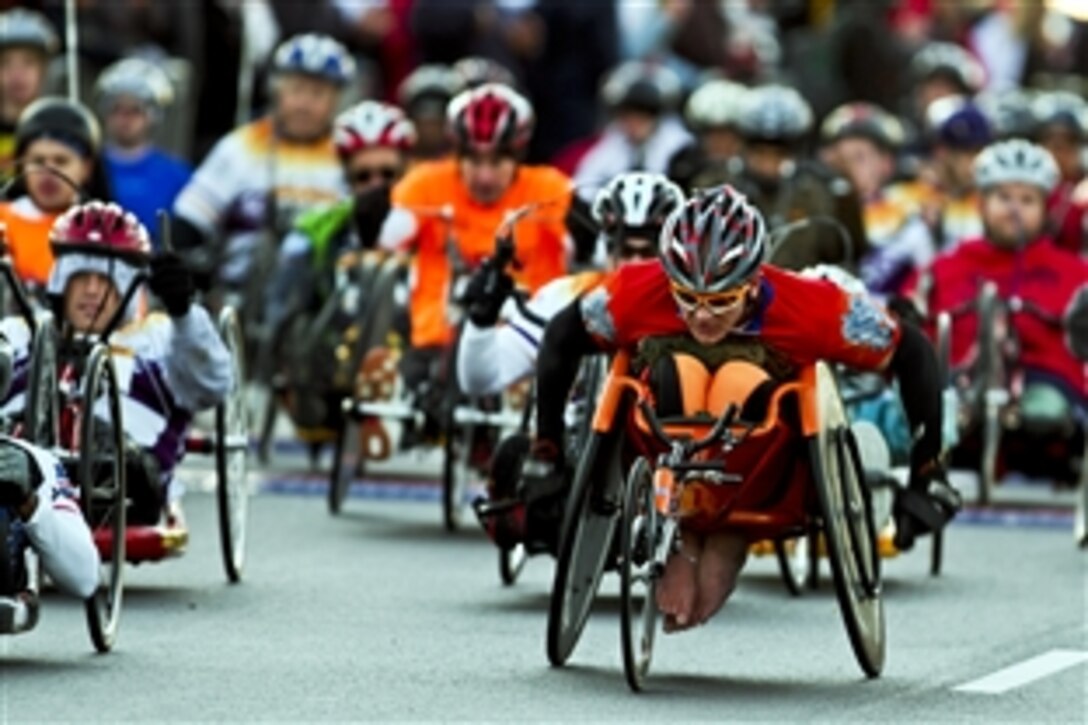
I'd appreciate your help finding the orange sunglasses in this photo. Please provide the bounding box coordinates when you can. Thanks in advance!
[670,282,753,316]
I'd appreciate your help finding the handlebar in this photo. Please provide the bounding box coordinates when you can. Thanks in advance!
[770,215,855,266]
[637,399,747,458]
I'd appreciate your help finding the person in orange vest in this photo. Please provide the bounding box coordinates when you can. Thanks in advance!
[368,82,593,439]
[0,97,110,288]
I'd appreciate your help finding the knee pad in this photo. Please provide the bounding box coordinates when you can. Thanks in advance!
[648,353,710,417]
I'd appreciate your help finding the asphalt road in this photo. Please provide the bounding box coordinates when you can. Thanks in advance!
[0,450,1085,723]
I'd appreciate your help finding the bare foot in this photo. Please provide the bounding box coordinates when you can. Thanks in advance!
[692,531,748,625]
[656,536,702,633]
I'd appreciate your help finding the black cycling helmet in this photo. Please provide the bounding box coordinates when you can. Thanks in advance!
[15,97,102,158]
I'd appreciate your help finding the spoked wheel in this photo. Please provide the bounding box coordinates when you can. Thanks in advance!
[328,404,361,515]
[774,534,812,596]
[546,424,625,667]
[809,362,884,678]
[619,457,659,692]
[24,313,58,446]
[216,307,250,583]
[80,344,126,654]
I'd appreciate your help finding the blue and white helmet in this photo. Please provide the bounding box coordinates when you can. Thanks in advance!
[271,33,355,87]
[94,58,175,122]
[974,139,1059,194]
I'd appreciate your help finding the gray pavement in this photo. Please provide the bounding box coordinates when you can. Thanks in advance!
[0,460,1086,722]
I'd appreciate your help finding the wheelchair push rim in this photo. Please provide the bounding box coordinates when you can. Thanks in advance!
[80,345,127,654]
[619,456,659,692]
[216,307,250,583]
[809,362,885,678]
[24,313,59,448]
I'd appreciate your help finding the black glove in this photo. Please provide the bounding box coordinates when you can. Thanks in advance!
[462,257,514,327]
[149,252,195,317]
[351,184,392,249]
[887,294,925,327]
[893,460,962,551]
[0,443,39,511]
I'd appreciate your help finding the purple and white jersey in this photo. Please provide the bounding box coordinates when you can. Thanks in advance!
[0,307,233,482]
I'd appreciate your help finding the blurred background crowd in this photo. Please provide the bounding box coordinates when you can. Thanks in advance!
[2,0,1086,165]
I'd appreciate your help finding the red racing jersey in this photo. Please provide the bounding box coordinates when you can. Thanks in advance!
[909,236,1088,398]
[579,260,901,372]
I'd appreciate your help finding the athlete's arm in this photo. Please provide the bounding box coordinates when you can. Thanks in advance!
[164,307,235,413]
[535,300,599,457]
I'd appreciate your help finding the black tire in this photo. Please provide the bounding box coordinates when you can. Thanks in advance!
[930,529,944,576]
[80,345,126,654]
[775,535,812,596]
[328,404,360,515]
[0,511,13,598]
[546,418,626,667]
[619,457,658,692]
[499,544,528,586]
[491,433,531,586]
[809,363,884,678]
[216,307,250,584]
[24,314,58,447]
[1075,435,1088,548]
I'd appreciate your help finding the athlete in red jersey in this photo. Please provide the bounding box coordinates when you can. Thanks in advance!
[510,186,959,631]
[908,139,1088,411]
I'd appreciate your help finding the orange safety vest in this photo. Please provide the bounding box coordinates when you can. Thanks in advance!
[0,199,60,286]
[391,159,572,347]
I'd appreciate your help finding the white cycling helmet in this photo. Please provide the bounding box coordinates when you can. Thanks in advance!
[271,33,355,87]
[974,139,1059,194]
[94,58,175,122]
[660,185,767,294]
[592,172,685,240]
[601,60,682,115]
[684,78,748,131]
[820,101,906,150]
[737,84,813,143]
[334,101,416,157]
[1032,90,1088,141]
[397,64,457,117]
[0,8,58,55]
[452,56,517,91]
[910,41,985,94]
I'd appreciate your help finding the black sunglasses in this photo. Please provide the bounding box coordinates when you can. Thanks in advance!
[350,166,400,184]
[616,243,657,260]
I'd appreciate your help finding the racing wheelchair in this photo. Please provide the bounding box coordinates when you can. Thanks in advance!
[328,205,566,529]
[546,350,885,692]
[0,234,250,652]
[934,281,1088,546]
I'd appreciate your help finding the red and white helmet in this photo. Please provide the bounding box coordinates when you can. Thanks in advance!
[333,101,416,158]
[446,83,534,156]
[47,201,151,312]
[659,185,767,294]
[50,201,151,263]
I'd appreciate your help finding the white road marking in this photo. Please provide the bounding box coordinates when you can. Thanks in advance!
[954,650,1088,694]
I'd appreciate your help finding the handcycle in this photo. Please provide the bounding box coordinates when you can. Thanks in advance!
[0,225,250,652]
[934,280,1088,545]
[546,350,884,692]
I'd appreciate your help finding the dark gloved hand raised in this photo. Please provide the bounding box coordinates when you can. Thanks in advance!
[352,184,392,249]
[462,257,515,328]
[149,252,195,317]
